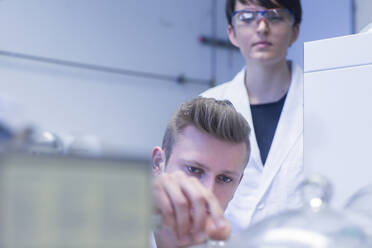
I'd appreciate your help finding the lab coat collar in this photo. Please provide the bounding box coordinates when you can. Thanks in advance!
[228,61,303,204]
[222,68,264,171]
[259,62,303,196]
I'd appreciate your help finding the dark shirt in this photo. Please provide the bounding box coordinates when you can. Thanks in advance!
[250,94,287,165]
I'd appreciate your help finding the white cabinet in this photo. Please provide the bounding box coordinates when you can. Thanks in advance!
[304,32,372,206]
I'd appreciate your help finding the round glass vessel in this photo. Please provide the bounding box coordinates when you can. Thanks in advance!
[344,183,372,236]
[204,175,371,248]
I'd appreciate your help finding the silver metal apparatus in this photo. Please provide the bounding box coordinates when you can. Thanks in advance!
[6,127,64,154]
[207,175,372,248]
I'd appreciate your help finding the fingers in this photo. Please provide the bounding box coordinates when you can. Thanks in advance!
[153,172,194,245]
[206,216,231,241]
[161,173,193,244]
[194,180,225,226]
[152,171,230,247]
[177,176,208,242]
[152,179,176,231]
[185,178,230,241]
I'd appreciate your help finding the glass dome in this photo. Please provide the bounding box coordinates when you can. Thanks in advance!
[344,183,372,236]
[204,175,372,248]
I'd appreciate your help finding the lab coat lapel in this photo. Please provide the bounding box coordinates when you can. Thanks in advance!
[226,69,264,171]
[259,64,304,198]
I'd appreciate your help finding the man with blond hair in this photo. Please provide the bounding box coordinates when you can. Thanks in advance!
[151,97,251,247]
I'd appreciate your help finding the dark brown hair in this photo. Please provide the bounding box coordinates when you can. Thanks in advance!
[162,97,250,164]
[226,0,302,26]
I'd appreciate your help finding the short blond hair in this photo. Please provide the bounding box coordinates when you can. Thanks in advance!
[162,97,250,164]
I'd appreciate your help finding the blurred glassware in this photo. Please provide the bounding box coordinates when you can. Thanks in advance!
[65,134,102,156]
[345,183,372,218]
[344,183,372,236]
[200,175,371,248]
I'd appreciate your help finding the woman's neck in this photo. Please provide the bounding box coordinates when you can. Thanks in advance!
[245,60,291,105]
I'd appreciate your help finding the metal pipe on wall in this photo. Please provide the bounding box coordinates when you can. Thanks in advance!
[0,49,212,86]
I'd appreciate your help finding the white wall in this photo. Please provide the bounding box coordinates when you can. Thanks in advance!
[354,0,372,32]
[0,0,220,157]
[0,0,353,158]
[288,0,353,68]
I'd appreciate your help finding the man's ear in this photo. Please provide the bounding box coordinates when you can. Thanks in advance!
[227,25,240,48]
[152,146,166,176]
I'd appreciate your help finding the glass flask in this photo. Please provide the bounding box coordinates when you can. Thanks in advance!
[344,183,372,236]
[200,175,372,248]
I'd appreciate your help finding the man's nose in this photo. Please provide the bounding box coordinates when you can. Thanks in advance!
[203,177,216,192]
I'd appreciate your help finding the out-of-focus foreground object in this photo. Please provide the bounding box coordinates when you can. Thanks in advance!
[0,152,151,248]
[216,175,372,248]
[344,184,372,235]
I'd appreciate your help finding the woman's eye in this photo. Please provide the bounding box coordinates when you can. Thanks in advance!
[217,175,233,184]
[186,166,203,176]
[267,13,284,22]
[239,13,255,23]
[270,16,283,22]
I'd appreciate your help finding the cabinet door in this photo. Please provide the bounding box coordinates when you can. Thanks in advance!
[305,64,372,206]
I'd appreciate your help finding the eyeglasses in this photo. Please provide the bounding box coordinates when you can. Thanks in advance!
[231,9,294,27]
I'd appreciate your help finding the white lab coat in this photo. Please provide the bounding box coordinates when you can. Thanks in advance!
[201,62,304,233]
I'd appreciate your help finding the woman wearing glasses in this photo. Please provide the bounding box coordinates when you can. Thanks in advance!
[202,0,303,234]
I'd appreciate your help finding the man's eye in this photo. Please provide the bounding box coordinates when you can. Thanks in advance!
[186,166,203,176]
[217,175,233,184]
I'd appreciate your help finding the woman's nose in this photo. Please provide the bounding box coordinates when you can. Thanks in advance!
[256,17,270,34]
